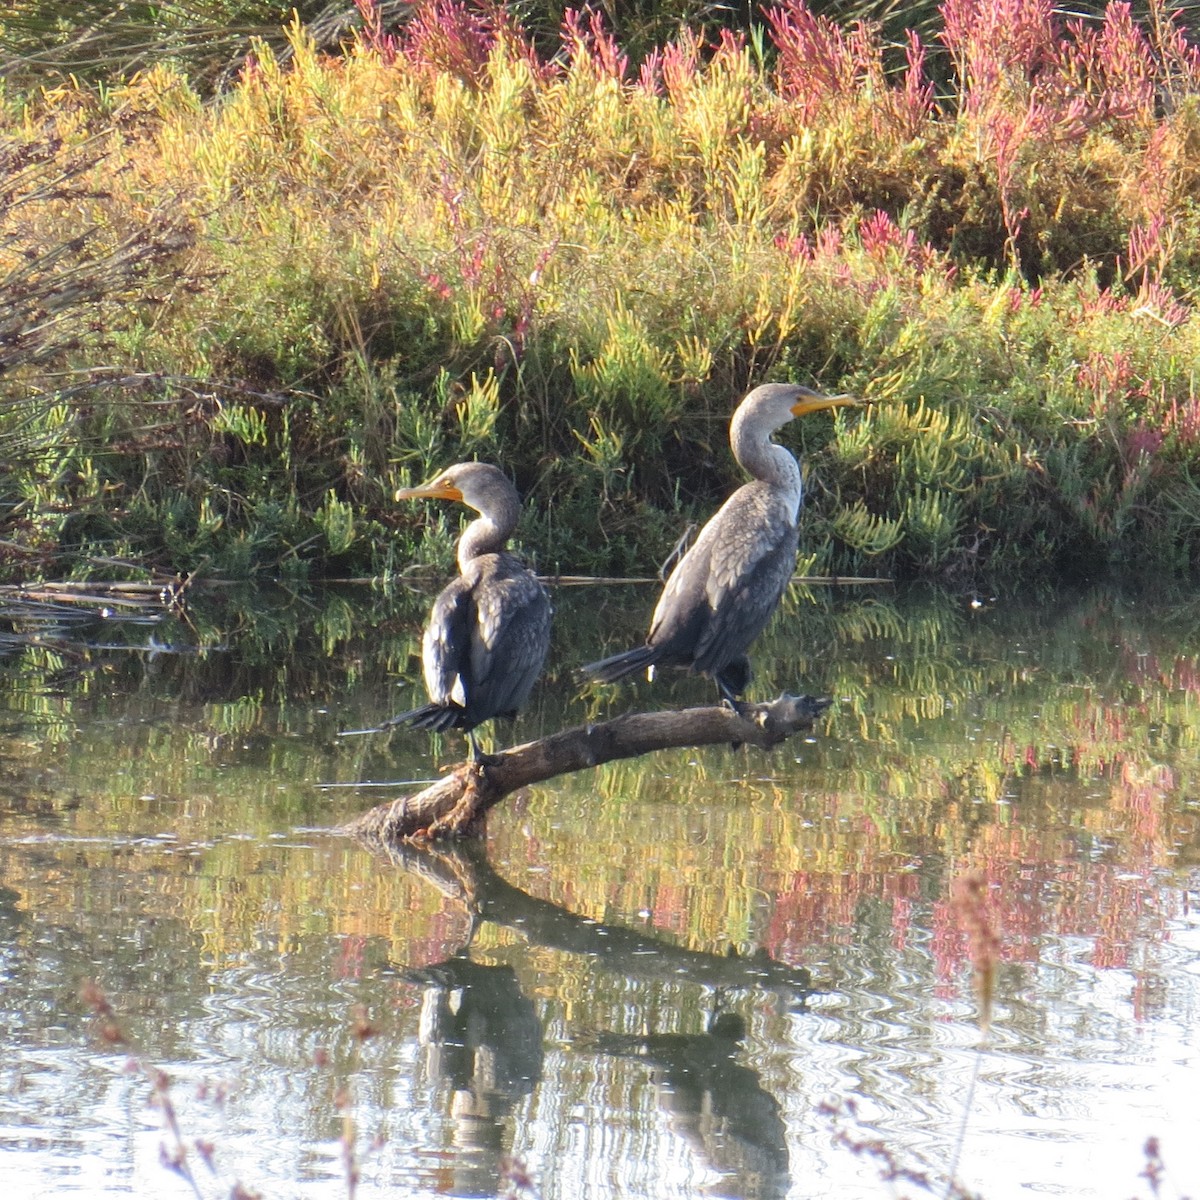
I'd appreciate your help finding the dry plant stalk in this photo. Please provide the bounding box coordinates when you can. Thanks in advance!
[80,981,205,1197]
[952,870,1001,1035]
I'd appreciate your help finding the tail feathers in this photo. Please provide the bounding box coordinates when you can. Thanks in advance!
[381,702,466,733]
[581,644,662,684]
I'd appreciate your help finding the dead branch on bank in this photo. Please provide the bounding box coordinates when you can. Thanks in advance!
[342,693,832,843]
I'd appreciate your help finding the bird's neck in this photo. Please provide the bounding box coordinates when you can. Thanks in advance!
[457,506,517,571]
[730,414,803,507]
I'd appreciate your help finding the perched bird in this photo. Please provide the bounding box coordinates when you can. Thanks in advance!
[582,383,861,706]
[388,462,551,760]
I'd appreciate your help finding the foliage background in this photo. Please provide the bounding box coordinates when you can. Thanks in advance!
[5,0,1200,584]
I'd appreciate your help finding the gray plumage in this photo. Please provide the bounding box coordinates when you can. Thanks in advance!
[583,383,859,704]
[390,463,551,754]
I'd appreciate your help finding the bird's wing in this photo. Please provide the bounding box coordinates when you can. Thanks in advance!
[647,485,799,673]
[423,575,475,708]
[690,493,799,675]
[465,557,552,720]
[647,502,738,656]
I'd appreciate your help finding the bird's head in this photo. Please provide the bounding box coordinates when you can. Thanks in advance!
[395,461,518,518]
[737,382,865,435]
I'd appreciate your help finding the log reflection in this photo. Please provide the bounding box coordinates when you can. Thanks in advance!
[381,839,813,1003]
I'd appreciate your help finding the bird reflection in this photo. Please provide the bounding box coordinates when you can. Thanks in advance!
[376,842,813,1200]
[580,1009,790,1200]
[401,953,543,1198]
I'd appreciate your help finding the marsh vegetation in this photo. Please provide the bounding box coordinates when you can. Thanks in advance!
[4,0,1200,583]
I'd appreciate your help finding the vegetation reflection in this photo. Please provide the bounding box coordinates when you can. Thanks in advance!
[1,582,1196,1195]
[1,581,1196,1010]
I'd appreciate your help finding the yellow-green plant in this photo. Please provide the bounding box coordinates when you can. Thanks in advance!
[4,1,1200,581]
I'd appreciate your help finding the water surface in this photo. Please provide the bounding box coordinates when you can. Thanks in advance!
[0,581,1197,1199]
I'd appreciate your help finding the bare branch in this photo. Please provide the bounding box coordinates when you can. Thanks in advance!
[342,694,832,843]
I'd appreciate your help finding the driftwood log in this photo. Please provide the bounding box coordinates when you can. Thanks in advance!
[343,693,831,843]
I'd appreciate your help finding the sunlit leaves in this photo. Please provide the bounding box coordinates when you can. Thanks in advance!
[7,3,1200,580]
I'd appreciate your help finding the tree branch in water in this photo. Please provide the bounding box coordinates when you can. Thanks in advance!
[342,694,831,843]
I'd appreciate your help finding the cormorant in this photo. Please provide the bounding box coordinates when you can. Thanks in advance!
[389,462,551,759]
[582,383,860,705]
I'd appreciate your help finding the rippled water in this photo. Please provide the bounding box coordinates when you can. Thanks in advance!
[0,581,1197,1199]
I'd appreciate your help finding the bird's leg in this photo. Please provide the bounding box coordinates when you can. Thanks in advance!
[716,677,748,715]
[458,908,484,950]
[709,985,730,1026]
[715,671,751,751]
[468,908,484,945]
[715,657,753,714]
[466,729,502,768]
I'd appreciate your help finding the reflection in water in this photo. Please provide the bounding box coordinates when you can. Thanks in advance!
[387,840,814,1006]
[582,1011,789,1200]
[385,841,801,1200]
[403,955,543,1198]
[0,582,1198,1198]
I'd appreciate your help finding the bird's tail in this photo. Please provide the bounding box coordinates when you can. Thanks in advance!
[380,702,464,732]
[581,644,662,684]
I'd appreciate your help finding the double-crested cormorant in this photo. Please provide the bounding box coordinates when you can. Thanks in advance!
[389,462,551,759]
[582,383,861,705]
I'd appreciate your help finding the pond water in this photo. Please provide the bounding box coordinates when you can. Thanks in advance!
[0,580,1197,1200]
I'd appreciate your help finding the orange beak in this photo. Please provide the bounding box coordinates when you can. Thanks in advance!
[394,476,463,503]
[790,392,864,418]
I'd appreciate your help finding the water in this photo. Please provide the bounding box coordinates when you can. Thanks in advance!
[0,581,1197,1199]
